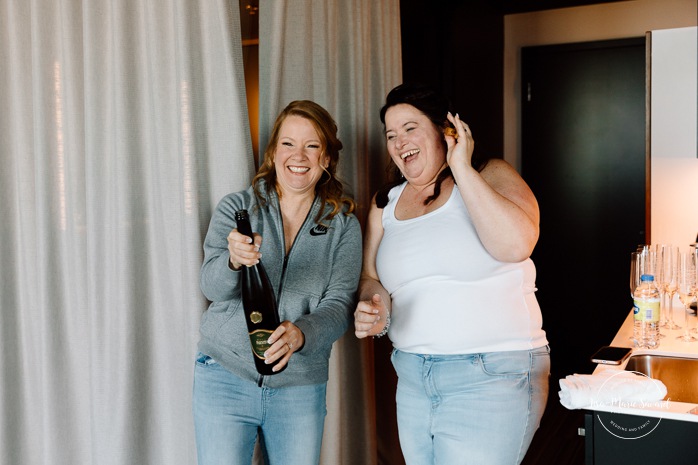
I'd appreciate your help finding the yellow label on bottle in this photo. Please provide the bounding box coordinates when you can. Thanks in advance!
[249,329,273,359]
[633,298,660,323]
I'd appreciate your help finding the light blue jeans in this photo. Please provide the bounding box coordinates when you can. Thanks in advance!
[391,346,550,465]
[193,353,327,465]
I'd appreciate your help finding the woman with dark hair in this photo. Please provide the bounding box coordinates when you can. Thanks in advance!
[355,84,549,464]
[194,100,362,465]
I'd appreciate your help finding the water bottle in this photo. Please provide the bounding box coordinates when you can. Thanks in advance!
[633,274,660,349]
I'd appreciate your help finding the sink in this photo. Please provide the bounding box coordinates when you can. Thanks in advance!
[625,355,698,404]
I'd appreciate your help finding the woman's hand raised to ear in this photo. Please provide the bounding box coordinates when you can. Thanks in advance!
[444,111,475,170]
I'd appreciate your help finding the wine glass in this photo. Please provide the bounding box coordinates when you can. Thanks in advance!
[643,248,665,338]
[654,245,668,326]
[629,251,642,344]
[693,245,698,334]
[676,251,697,342]
[663,245,681,331]
[630,251,641,299]
[657,244,680,330]
[630,249,661,344]
[630,247,655,295]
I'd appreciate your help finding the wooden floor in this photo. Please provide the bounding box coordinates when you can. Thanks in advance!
[521,371,586,465]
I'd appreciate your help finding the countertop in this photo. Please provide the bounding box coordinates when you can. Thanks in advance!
[587,307,698,422]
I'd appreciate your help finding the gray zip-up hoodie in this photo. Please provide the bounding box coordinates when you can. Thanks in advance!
[198,182,362,388]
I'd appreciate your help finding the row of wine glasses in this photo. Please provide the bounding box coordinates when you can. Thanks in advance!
[630,244,698,342]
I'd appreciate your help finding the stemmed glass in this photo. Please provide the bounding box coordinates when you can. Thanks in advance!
[630,251,642,300]
[657,244,680,330]
[693,246,698,334]
[654,245,668,327]
[663,245,680,331]
[630,246,655,296]
[630,248,661,343]
[676,251,697,342]
[644,247,666,338]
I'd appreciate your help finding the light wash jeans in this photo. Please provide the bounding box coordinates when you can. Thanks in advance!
[391,346,550,465]
[193,353,327,465]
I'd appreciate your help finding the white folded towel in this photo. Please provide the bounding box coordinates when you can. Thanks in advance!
[558,368,667,410]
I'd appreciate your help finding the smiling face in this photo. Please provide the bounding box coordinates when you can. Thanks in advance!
[273,115,330,198]
[384,104,447,187]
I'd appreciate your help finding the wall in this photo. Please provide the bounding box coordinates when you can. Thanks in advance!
[649,27,698,249]
[504,0,698,249]
[400,0,504,159]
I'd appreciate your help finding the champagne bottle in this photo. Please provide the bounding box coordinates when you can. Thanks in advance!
[235,209,285,375]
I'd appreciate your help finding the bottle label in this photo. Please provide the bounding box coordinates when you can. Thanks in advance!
[249,329,274,359]
[633,298,660,323]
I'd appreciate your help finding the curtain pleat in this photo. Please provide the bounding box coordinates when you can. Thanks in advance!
[1,1,253,464]
[259,1,402,464]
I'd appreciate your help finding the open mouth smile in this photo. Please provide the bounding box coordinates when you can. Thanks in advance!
[400,149,420,161]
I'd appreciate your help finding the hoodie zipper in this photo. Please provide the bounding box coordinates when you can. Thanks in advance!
[276,198,317,299]
[257,197,318,388]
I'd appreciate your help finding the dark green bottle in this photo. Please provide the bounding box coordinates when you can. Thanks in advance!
[235,209,285,375]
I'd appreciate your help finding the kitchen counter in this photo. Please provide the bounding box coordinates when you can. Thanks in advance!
[589,308,698,423]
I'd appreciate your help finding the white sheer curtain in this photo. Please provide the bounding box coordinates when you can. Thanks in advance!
[258,1,402,464]
[0,1,252,464]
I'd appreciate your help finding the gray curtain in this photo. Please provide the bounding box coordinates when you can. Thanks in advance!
[0,1,252,464]
[258,1,402,464]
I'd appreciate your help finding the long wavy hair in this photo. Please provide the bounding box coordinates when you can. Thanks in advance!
[253,100,356,222]
[375,83,489,208]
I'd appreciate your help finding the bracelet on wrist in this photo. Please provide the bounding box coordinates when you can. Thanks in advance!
[373,312,391,338]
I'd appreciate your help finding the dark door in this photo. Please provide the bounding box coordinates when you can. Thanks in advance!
[521,38,646,375]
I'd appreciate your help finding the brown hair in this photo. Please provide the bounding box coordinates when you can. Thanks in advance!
[253,100,356,222]
[375,83,489,208]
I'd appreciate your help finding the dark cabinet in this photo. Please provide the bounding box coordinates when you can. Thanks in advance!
[584,411,698,464]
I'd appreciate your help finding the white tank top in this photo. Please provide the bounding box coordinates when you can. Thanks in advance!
[376,182,547,354]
